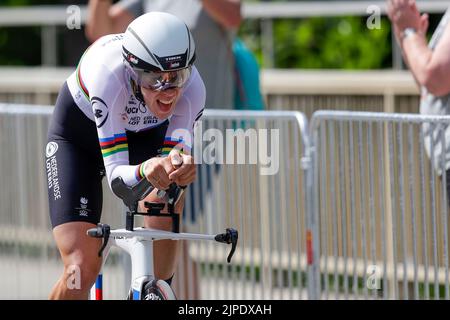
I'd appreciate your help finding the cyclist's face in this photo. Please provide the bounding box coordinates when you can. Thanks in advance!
[140,86,182,119]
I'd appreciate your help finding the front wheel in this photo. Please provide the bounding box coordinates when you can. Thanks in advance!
[142,279,177,300]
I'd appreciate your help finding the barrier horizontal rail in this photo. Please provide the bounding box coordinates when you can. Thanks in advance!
[311,110,450,124]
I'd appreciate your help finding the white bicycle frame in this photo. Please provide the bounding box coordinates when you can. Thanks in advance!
[89,178,237,300]
[90,226,219,300]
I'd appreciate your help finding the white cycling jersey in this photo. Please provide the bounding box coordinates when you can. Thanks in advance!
[66,34,205,188]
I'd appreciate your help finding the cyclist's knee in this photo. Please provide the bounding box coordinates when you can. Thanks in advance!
[63,263,100,292]
[61,257,101,292]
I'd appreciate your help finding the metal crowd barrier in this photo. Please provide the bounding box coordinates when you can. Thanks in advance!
[3,103,450,300]
[310,111,450,300]
[0,104,313,300]
[173,110,313,299]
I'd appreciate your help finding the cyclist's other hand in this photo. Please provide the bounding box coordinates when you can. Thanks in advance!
[168,150,196,186]
[143,157,173,190]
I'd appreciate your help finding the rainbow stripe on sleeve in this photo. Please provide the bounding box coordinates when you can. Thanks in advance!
[161,137,185,156]
[100,133,128,157]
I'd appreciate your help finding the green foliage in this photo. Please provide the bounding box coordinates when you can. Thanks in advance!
[0,0,61,65]
[0,1,438,70]
[0,27,42,65]
[2,0,29,5]
[1,0,64,5]
[241,16,392,70]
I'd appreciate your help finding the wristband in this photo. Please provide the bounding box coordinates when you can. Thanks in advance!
[140,161,146,179]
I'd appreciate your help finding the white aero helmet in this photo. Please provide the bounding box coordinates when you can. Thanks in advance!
[122,11,196,91]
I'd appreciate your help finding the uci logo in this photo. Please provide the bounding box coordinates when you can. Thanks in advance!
[46,142,59,158]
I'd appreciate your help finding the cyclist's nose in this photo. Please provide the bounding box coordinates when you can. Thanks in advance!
[159,87,178,97]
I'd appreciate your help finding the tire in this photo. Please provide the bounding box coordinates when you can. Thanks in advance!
[141,279,177,300]
[126,288,133,300]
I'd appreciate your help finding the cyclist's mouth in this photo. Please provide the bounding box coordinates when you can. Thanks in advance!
[157,98,174,112]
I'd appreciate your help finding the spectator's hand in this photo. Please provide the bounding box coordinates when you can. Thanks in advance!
[143,156,175,190]
[409,1,429,36]
[387,0,426,36]
[419,12,429,37]
[167,149,196,187]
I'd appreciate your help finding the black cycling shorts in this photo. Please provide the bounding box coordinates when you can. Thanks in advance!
[46,82,168,228]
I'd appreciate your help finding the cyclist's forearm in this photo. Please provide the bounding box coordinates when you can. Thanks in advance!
[86,0,115,42]
[108,163,143,188]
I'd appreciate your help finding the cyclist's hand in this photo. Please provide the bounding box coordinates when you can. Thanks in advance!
[168,149,196,186]
[143,157,174,190]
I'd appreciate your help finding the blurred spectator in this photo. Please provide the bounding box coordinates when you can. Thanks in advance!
[61,0,90,66]
[388,0,450,204]
[86,0,242,110]
[233,38,265,110]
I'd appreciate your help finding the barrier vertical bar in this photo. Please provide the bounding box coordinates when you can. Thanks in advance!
[274,119,284,297]
[292,119,303,299]
[407,123,419,299]
[396,122,409,299]
[320,119,329,299]
[285,120,294,300]
[367,122,377,299]
[387,121,399,299]
[358,121,369,299]
[348,122,358,297]
[338,121,349,299]
[200,119,210,298]
[440,125,449,300]
[247,125,257,299]
[378,121,388,300]
[429,123,439,299]
[418,125,430,300]
[328,121,339,299]
[237,119,247,299]
[278,119,290,299]
[307,114,319,300]
[257,116,271,300]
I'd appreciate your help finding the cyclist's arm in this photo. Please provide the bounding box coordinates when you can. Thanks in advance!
[159,68,205,186]
[88,66,143,189]
[85,0,135,42]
